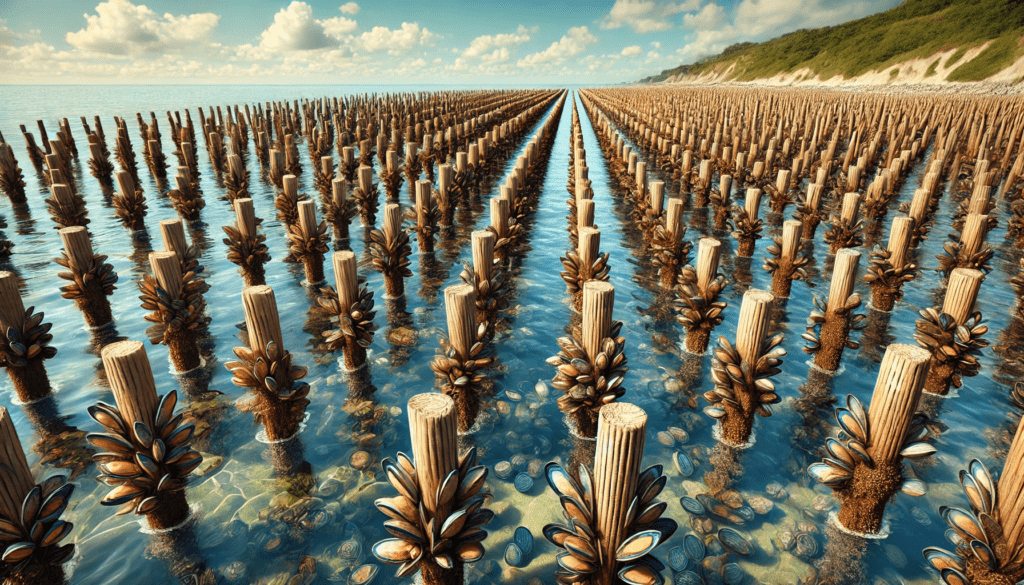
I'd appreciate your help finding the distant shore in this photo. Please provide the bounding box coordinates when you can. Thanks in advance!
[644,79,1024,96]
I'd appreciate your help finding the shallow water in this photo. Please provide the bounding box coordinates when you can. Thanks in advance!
[0,85,1021,585]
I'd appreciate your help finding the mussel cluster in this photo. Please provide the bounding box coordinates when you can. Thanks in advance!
[547,322,629,437]
[372,448,492,578]
[225,341,311,440]
[87,391,202,522]
[0,475,75,580]
[650,224,691,286]
[864,244,916,310]
[222,217,271,287]
[923,459,1024,585]
[543,461,676,585]
[0,307,57,368]
[318,282,377,354]
[936,234,993,275]
[430,322,495,432]
[823,212,864,254]
[704,333,785,442]
[674,264,728,354]
[914,307,988,392]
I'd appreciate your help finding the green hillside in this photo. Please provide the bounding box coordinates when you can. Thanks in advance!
[641,0,1024,83]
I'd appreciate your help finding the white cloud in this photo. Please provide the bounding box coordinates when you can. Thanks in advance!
[65,0,219,56]
[517,26,597,67]
[257,1,334,51]
[621,45,642,57]
[462,31,531,58]
[480,48,510,64]
[339,2,360,15]
[650,41,662,48]
[599,0,700,33]
[359,22,436,55]
[683,2,727,30]
[321,16,358,38]
[0,19,40,44]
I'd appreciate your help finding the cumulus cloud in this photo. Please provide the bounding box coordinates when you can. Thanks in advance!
[257,1,334,51]
[599,0,700,33]
[621,45,642,57]
[462,31,531,58]
[65,0,219,56]
[0,19,40,44]
[321,16,358,38]
[339,2,360,15]
[359,22,436,55]
[517,26,597,67]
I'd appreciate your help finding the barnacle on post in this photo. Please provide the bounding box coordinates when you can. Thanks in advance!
[372,448,492,581]
[486,218,522,258]
[559,248,611,297]
[459,262,506,328]
[935,239,993,276]
[225,341,310,441]
[730,205,761,257]
[87,390,202,529]
[763,237,810,299]
[166,177,204,222]
[286,215,330,283]
[547,322,629,438]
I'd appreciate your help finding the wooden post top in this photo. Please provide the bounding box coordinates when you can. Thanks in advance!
[242,285,284,353]
[597,402,647,432]
[101,339,160,432]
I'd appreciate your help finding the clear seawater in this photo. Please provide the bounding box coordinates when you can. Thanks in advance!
[0,84,1020,585]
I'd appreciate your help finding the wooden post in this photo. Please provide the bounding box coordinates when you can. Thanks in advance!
[407,393,463,585]
[382,203,405,298]
[0,407,35,522]
[59,226,114,327]
[888,216,913,273]
[444,284,479,433]
[242,285,284,357]
[471,230,495,296]
[330,178,351,240]
[490,198,509,240]
[923,268,985,395]
[770,220,803,298]
[150,251,201,372]
[0,272,52,402]
[416,179,435,253]
[719,289,774,444]
[593,402,647,585]
[801,184,824,239]
[159,219,188,259]
[332,250,366,370]
[869,216,914,311]
[695,237,722,295]
[960,213,988,259]
[998,419,1024,557]
[578,198,596,231]
[296,200,326,283]
[101,340,191,529]
[582,281,614,366]
[736,188,762,257]
[814,249,861,372]
[649,181,664,216]
[836,343,930,534]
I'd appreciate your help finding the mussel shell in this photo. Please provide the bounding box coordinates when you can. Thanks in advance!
[674,451,694,477]
[682,533,705,562]
[680,496,706,516]
[668,546,688,571]
[514,526,534,556]
[674,572,703,585]
[348,564,378,585]
[721,562,744,585]
[494,461,513,479]
[504,542,525,567]
[718,527,753,556]
[514,473,534,493]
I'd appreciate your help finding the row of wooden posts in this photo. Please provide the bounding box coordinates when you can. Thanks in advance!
[573,87,1024,584]
[0,90,571,584]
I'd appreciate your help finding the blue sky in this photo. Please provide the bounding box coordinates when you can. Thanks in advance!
[0,0,902,84]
